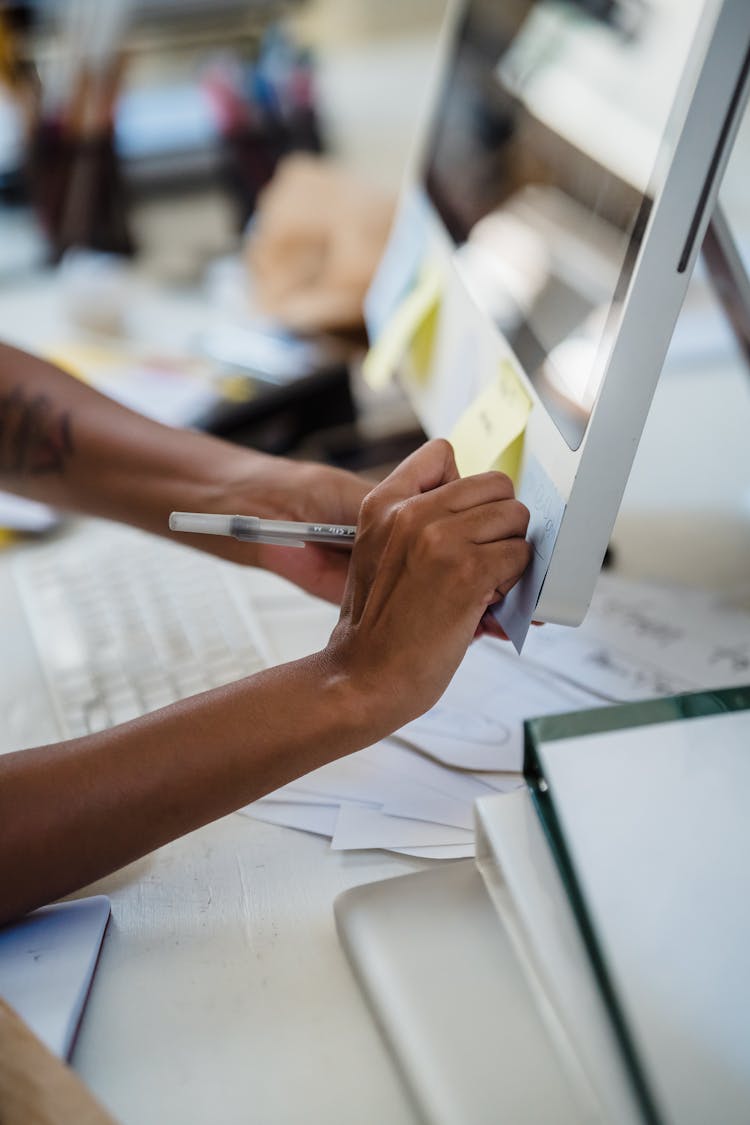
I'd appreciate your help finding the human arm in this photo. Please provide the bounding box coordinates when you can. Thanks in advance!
[0,340,368,602]
[0,440,530,925]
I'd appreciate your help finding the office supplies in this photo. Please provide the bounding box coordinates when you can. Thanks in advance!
[366,0,750,635]
[338,687,750,1125]
[362,263,443,391]
[337,0,750,1118]
[169,511,357,548]
[7,519,272,742]
[0,491,58,534]
[0,896,111,1060]
[524,687,750,1125]
[449,359,531,481]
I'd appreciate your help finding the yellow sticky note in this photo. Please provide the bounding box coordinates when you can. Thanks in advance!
[449,360,532,485]
[405,294,440,386]
[362,265,442,390]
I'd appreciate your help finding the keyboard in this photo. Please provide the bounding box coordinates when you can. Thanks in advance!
[13,521,272,739]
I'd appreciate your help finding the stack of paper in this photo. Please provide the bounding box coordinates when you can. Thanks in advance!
[241,638,603,858]
[241,571,750,859]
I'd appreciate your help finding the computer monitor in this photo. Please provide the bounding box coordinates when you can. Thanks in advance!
[370,0,750,627]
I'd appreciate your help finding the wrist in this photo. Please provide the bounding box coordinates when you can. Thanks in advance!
[316,634,408,747]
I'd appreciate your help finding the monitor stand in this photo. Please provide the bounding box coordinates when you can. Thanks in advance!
[335,788,646,1125]
[335,858,590,1125]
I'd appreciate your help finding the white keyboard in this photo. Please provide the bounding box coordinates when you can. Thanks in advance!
[13,521,272,739]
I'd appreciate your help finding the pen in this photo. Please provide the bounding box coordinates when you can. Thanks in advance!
[169,511,357,549]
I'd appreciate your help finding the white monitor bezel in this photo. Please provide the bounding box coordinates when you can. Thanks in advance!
[392,0,750,626]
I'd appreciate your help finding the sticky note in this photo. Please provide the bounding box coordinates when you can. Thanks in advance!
[493,453,566,653]
[362,265,442,391]
[449,359,531,484]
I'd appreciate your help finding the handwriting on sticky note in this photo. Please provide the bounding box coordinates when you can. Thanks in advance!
[493,453,566,653]
[449,360,531,482]
[362,265,442,390]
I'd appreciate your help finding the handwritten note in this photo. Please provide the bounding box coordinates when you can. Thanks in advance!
[493,454,566,652]
[449,360,531,484]
[362,264,442,390]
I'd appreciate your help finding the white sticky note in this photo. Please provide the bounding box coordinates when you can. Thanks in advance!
[331,805,473,851]
[494,454,566,652]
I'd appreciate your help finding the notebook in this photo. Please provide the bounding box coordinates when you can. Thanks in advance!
[0,896,111,1059]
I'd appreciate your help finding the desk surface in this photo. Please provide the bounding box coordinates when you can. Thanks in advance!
[31,573,422,1125]
[72,815,424,1125]
[1,262,749,1123]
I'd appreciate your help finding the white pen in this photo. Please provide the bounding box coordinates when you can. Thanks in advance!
[169,511,357,549]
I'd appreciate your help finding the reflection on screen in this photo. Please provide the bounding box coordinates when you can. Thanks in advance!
[424,0,705,447]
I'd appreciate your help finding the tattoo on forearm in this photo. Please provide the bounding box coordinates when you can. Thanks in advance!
[0,387,74,476]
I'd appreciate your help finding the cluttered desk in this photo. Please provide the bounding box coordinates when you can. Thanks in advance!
[1,0,750,1123]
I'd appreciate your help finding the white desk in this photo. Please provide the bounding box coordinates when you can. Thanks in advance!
[0,260,748,1124]
[60,350,747,1125]
[61,582,425,1125]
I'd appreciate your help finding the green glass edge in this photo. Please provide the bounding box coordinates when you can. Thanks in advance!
[525,683,750,749]
[522,683,750,1125]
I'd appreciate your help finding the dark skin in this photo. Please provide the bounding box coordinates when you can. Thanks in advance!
[0,344,531,926]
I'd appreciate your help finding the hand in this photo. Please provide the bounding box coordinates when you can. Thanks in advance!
[326,439,531,735]
[189,452,370,605]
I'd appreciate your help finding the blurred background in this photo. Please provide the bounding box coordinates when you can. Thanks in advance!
[0,0,446,492]
[0,0,748,562]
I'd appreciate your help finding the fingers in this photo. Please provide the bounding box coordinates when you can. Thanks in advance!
[436,469,516,512]
[373,438,460,501]
[482,537,533,597]
[458,496,530,544]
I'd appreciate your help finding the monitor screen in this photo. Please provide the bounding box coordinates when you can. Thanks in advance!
[423,0,705,447]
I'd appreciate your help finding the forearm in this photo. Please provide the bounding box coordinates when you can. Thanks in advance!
[0,651,381,926]
[0,342,276,548]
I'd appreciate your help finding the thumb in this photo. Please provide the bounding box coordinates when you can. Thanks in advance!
[377,439,460,501]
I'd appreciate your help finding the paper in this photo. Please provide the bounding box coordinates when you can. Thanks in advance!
[266,742,456,809]
[240,801,340,838]
[259,790,377,808]
[383,795,474,831]
[238,570,750,861]
[48,341,219,427]
[390,844,476,859]
[493,453,566,652]
[398,637,603,771]
[362,265,442,391]
[449,359,532,482]
[522,571,750,701]
[357,739,497,804]
[0,896,110,1059]
[0,491,59,533]
[331,805,473,851]
[364,187,430,341]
